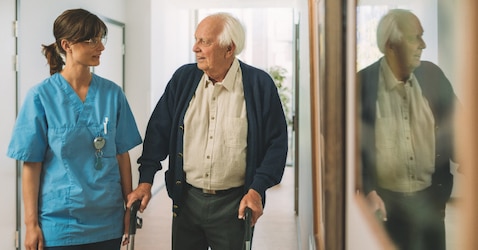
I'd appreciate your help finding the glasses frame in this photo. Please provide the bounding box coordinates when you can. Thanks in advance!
[83,36,107,48]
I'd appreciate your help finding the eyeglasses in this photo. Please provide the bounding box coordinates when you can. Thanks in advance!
[83,37,107,48]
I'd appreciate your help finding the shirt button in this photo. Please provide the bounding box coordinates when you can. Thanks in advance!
[206,155,210,159]
[178,152,183,158]
[205,173,209,177]
[410,157,414,160]
[211,117,215,120]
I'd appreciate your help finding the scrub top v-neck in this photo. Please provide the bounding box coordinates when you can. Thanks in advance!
[7,73,142,247]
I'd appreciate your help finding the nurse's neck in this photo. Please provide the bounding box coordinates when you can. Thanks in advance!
[61,66,92,102]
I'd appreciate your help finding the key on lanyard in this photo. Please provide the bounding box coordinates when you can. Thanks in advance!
[93,136,106,170]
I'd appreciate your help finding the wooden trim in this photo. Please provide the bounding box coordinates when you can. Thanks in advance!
[309,0,347,249]
[458,1,478,249]
[322,1,346,249]
[307,0,324,249]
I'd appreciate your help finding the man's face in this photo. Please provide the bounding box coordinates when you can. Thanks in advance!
[192,16,231,79]
[392,16,427,73]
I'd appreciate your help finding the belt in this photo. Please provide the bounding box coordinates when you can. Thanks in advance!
[187,183,243,195]
[377,186,432,198]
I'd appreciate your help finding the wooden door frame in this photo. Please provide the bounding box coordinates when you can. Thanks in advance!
[309,0,348,249]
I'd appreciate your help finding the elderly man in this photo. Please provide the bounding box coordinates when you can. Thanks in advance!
[359,9,458,250]
[127,12,288,250]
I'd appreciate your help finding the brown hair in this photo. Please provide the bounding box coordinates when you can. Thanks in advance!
[42,9,107,75]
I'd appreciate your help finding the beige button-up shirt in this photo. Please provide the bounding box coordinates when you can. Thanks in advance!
[375,58,436,193]
[183,59,248,190]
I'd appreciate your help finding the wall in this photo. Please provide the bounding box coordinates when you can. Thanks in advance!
[124,0,152,185]
[294,0,316,248]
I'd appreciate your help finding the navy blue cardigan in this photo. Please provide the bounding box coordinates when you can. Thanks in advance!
[359,59,458,205]
[137,61,288,215]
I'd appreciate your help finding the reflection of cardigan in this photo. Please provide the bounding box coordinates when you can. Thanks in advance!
[359,58,458,205]
[137,61,288,215]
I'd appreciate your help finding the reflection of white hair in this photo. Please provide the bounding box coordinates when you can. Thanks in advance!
[210,12,246,55]
[376,9,415,54]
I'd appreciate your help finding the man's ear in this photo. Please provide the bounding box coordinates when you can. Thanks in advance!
[227,43,236,54]
[386,41,394,50]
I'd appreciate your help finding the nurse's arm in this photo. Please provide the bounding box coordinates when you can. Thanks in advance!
[117,152,133,201]
[117,152,133,244]
[23,162,44,250]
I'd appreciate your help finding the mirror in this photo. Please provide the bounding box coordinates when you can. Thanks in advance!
[357,1,461,249]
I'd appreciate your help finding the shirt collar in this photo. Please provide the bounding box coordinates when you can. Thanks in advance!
[205,58,239,91]
[380,57,414,91]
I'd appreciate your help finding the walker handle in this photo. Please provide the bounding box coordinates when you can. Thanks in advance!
[129,200,142,235]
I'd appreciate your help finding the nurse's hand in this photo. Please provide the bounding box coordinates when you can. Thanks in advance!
[126,183,152,213]
[25,223,44,250]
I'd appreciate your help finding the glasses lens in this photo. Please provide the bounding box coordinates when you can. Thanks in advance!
[101,37,107,46]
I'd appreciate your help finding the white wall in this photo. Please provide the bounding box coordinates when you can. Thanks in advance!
[124,0,152,186]
[292,0,316,249]
[150,1,192,110]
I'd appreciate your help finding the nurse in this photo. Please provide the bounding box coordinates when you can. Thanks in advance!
[7,9,142,250]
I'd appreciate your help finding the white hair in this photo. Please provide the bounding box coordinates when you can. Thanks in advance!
[376,9,415,54]
[210,12,246,55]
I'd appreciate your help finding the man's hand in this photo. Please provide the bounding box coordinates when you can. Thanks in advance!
[366,190,387,221]
[126,183,153,213]
[238,189,263,226]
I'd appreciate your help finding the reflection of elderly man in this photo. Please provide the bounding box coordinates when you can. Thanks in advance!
[359,9,458,250]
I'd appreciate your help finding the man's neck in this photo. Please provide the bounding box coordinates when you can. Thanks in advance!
[385,56,411,82]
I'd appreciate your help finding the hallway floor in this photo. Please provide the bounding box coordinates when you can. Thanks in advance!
[124,167,298,250]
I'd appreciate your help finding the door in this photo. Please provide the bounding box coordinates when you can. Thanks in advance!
[0,0,19,249]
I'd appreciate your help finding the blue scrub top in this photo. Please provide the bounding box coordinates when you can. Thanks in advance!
[7,73,142,247]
